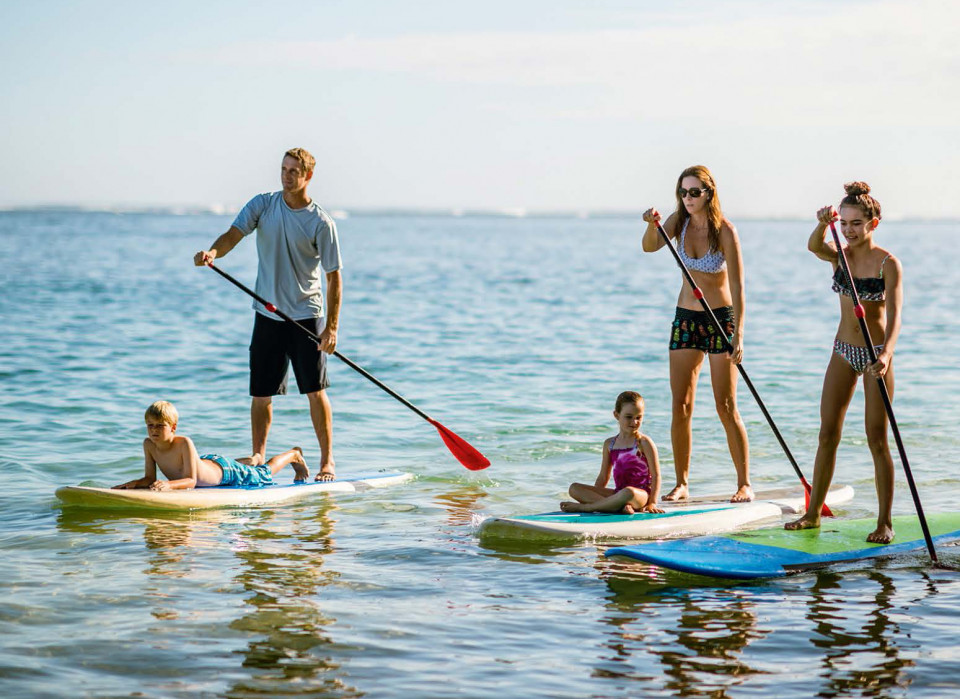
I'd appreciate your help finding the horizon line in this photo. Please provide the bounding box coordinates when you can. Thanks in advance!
[1,203,957,224]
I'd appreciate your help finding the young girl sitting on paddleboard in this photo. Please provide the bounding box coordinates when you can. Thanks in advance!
[113,401,309,491]
[785,182,902,543]
[561,392,665,514]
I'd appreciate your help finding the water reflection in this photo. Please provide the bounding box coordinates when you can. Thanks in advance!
[433,484,488,528]
[806,565,922,696]
[225,500,363,697]
[55,502,363,696]
[600,558,764,695]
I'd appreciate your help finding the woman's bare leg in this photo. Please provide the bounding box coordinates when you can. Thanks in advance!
[707,352,752,502]
[665,349,705,500]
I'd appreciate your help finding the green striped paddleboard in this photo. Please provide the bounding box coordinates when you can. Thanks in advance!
[606,513,960,580]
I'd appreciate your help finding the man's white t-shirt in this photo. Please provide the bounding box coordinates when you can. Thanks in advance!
[232,192,342,321]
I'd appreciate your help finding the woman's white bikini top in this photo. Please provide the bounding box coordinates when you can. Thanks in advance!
[677,218,726,274]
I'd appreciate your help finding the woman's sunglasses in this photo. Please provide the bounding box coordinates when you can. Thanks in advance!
[678,187,709,199]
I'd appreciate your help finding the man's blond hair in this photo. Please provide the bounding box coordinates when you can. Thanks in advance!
[284,147,316,174]
[145,400,178,426]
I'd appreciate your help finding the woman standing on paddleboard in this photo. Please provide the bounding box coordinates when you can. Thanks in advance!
[641,165,752,503]
[786,182,902,543]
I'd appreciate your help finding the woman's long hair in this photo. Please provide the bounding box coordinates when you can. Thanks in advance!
[674,165,723,251]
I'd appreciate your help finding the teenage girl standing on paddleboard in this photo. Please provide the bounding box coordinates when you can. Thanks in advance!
[641,166,753,503]
[786,182,902,543]
[561,391,664,514]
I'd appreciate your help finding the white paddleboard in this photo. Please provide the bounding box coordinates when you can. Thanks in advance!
[55,472,413,511]
[479,501,783,541]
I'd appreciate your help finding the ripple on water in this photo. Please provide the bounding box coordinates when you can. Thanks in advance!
[3,214,960,697]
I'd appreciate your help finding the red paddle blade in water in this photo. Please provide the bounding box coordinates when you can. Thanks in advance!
[429,419,490,470]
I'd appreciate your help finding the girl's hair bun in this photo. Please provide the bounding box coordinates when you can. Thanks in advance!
[844,181,871,196]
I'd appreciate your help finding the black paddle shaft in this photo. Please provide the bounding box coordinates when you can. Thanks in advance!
[828,223,937,562]
[653,222,808,483]
[206,262,434,424]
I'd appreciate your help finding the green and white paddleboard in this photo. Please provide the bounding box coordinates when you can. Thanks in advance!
[479,501,782,541]
[478,484,853,541]
[606,512,960,580]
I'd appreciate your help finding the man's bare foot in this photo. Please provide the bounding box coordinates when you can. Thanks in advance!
[560,501,586,512]
[291,447,309,482]
[315,461,336,482]
[785,516,820,531]
[730,485,754,503]
[867,525,895,544]
[236,453,264,467]
[663,484,689,501]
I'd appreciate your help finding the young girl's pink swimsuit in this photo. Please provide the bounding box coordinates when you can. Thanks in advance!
[610,438,651,493]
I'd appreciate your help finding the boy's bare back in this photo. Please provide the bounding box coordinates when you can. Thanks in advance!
[145,435,222,489]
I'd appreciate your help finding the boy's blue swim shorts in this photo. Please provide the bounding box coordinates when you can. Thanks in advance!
[200,454,273,487]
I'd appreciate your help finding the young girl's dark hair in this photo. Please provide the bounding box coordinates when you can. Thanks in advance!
[841,181,881,221]
[614,391,644,414]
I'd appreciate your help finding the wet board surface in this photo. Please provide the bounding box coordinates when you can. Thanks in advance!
[605,512,960,580]
[478,501,783,541]
[55,472,413,510]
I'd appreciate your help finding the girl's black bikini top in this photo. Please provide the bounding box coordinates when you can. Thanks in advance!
[831,254,891,302]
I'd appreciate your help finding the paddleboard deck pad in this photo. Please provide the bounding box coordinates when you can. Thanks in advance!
[681,483,854,514]
[479,501,783,541]
[55,472,413,510]
[606,513,960,580]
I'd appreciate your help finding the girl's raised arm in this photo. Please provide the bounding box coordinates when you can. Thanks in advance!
[808,206,839,262]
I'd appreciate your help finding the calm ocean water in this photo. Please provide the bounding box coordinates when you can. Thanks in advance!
[2,210,960,698]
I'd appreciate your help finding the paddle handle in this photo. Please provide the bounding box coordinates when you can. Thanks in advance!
[206,262,434,423]
[653,222,808,483]
[828,222,937,562]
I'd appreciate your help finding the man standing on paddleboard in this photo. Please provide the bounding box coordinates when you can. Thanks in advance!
[193,147,342,481]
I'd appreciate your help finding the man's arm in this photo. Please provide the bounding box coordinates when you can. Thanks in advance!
[318,270,342,353]
[194,226,245,266]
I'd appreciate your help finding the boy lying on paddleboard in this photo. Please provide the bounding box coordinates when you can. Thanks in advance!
[113,401,309,491]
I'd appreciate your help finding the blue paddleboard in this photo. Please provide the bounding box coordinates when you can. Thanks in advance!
[606,513,960,579]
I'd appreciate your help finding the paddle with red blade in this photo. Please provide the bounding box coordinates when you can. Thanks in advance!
[206,262,490,471]
[653,220,830,515]
[828,221,936,561]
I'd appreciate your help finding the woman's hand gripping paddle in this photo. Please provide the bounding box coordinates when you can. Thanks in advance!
[206,262,490,471]
[653,220,831,516]
[828,222,938,563]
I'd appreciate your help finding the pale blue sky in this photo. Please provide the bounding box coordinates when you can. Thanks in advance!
[2,0,957,217]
